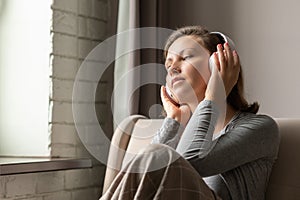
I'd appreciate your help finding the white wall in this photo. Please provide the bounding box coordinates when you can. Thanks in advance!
[232,0,300,118]
[167,0,300,118]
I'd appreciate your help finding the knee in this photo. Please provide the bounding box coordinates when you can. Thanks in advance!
[137,144,182,166]
[139,143,175,154]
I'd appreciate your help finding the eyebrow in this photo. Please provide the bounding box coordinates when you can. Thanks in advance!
[179,48,197,54]
[166,48,196,58]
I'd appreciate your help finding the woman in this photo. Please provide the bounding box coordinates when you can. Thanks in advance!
[101,26,280,200]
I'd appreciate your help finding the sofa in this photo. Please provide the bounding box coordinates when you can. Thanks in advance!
[103,115,300,200]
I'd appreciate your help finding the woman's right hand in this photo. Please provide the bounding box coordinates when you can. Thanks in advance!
[161,86,191,126]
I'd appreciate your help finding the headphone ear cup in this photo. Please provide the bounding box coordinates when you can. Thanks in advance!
[209,55,214,72]
[224,36,236,51]
[209,32,236,75]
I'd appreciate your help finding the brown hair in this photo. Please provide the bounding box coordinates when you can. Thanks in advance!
[164,25,259,114]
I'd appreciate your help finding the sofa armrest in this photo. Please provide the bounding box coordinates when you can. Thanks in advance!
[266,118,300,200]
[102,115,147,194]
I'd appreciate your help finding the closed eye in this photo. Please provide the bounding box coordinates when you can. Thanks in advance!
[183,55,193,60]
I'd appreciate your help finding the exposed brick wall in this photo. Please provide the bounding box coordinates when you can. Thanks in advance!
[0,0,113,199]
[50,0,112,158]
[0,166,105,200]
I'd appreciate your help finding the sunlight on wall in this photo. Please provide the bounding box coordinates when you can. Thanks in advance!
[0,0,51,156]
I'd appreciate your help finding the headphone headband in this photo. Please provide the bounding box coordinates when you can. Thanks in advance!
[210,31,236,51]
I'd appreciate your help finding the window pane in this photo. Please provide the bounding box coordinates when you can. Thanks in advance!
[0,0,51,156]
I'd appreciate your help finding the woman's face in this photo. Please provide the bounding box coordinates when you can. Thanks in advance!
[165,35,211,104]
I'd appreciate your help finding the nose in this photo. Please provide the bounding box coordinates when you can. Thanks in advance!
[168,59,181,76]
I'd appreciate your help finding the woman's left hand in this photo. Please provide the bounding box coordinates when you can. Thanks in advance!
[205,43,241,101]
[215,43,241,97]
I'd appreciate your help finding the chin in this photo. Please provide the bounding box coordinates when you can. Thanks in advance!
[174,87,199,105]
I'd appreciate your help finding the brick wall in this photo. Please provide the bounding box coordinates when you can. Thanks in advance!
[50,0,112,158]
[0,167,104,200]
[0,0,113,199]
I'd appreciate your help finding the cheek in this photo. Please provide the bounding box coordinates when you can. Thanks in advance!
[191,71,206,88]
[188,67,207,92]
[191,59,210,84]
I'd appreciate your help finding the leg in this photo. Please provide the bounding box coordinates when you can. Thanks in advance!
[101,144,220,200]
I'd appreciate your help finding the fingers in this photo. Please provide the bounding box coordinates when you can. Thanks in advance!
[161,85,173,108]
[161,85,180,107]
[211,52,219,74]
[160,85,167,104]
[233,50,240,68]
[217,43,234,69]
[224,43,233,67]
[217,44,226,69]
[215,43,241,75]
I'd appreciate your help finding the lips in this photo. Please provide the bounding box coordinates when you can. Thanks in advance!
[171,76,185,86]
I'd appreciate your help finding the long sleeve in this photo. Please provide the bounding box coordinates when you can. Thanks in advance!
[174,100,279,200]
[188,112,279,177]
[176,100,219,159]
[196,112,279,200]
[151,117,185,149]
[151,100,219,151]
[175,100,279,176]
[152,99,280,200]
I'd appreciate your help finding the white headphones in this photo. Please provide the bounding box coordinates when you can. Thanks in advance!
[210,31,236,51]
[209,32,236,72]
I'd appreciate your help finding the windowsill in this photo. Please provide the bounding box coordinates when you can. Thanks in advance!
[0,156,92,175]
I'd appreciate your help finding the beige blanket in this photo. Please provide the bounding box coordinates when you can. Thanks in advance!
[100,144,221,200]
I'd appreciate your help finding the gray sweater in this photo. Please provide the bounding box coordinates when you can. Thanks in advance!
[152,100,280,200]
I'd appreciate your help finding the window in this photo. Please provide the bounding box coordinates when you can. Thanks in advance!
[0,0,51,156]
